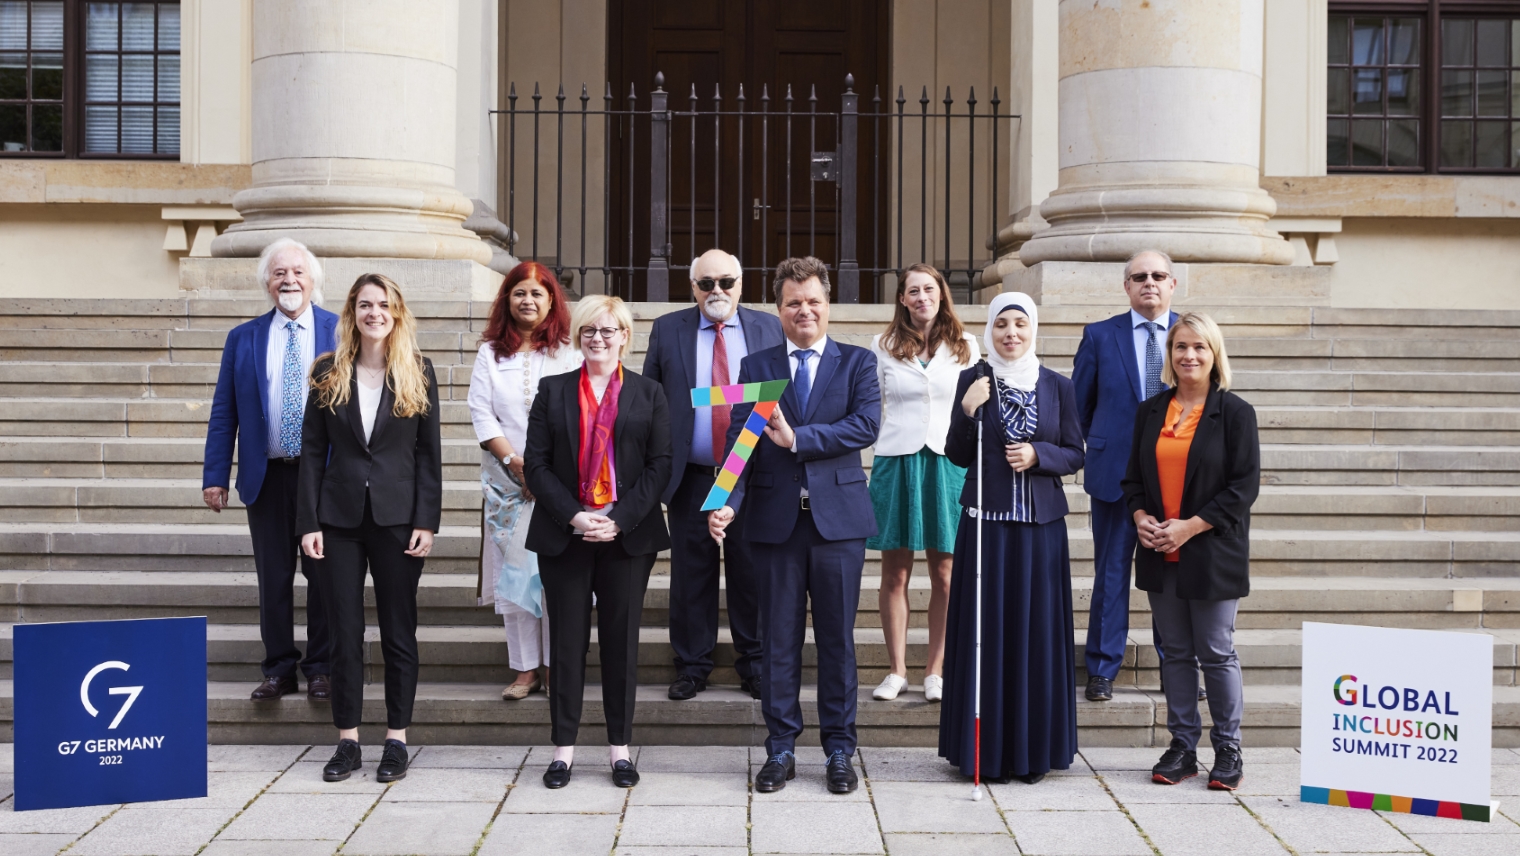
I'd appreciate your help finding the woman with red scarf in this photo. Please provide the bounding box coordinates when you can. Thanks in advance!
[523,294,672,790]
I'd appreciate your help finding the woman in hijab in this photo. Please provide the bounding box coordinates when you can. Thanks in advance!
[937,292,1085,785]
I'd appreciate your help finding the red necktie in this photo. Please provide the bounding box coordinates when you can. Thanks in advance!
[712,321,731,464]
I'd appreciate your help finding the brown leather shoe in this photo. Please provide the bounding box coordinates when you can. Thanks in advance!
[307,674,331,702]
[250,675,297,701]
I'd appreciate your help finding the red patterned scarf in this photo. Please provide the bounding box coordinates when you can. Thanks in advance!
[577,364,622,508]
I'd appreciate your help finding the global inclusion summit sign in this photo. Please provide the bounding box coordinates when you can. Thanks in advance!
[1300,623,1495,822]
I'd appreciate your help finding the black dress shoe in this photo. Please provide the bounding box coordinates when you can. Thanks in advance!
[668,674,707,700]
[251,675,297,701]
[376,739,408,783]
[543,760,572,789]
[755,751,795,793]
[322,739,362,782]
[825,750,858,794]
[1020,772,1046,785]
[307,674,331,702]
[1085,676,1113,702]
[1152,738,1199,785]
[612,759,640,788]
[739,676,763,700]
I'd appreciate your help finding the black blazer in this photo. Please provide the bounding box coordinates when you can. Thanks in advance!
[944,364,1085,525]
[523,367,673,557]
[1121,383,1260,601]
[296,356,443,535]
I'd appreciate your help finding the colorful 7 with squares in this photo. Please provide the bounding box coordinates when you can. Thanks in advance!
[691,380,789,511]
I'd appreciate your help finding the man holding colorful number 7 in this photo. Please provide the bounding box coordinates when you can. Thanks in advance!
[707,257,881,796]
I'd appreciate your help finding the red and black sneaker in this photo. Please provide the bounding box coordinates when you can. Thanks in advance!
[1151,739,1199,785]
[1208,744,1244,791]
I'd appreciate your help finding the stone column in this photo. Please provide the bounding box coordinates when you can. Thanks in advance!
[1017,0,1293,267]
[211,0,490,264]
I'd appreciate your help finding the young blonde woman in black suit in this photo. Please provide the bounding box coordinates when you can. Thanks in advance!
[523,294,672,790]
[297,273,443,784]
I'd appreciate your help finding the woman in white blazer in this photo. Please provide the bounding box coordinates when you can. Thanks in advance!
[868,263,980,702]
[468,262,582,700]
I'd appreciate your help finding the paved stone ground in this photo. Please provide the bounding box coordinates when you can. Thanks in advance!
[0,744,1517,855]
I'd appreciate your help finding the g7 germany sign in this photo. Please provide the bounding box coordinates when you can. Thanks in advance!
[14,617,208,811]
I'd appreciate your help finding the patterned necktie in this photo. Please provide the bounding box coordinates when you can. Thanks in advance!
[711,321,731,463]
[1141,321,1165,400]
[792,349,814,415]
[279,320,303,457]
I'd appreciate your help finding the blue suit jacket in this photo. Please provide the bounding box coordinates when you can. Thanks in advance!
[641,304,785,503]
[1071,309,1179,503]
[723,337,881,543]
[203,306,340,505]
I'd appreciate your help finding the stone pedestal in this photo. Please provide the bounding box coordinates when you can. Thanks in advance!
[211,0,490,265]
[1018,0,1294,267]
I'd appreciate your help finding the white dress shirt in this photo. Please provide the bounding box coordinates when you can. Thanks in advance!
[785,337,829,495]
[264,304,316,458]
[357,379,382,444]
[1130,308,1171,395]
[871,332,980,457]
[466,342,583,454]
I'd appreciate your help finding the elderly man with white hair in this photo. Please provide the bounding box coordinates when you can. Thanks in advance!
[642,249,785,700]
[204,238,339,701]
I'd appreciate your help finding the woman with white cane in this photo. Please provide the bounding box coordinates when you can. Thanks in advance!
[938,292,1084,786]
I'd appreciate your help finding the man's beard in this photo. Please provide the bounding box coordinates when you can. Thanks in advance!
[703,292,734,320]
[277,291,304,313]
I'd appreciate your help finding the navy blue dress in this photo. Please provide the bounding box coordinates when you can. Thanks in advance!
[938,365,1085,779]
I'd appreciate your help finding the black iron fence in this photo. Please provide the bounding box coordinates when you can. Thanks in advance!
[492,74,1017,303]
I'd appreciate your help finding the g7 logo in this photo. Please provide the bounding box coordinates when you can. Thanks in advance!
[80,661,143,730]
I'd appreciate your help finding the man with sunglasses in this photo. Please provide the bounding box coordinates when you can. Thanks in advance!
[1072,250,1181,703]
[643,248,785,701]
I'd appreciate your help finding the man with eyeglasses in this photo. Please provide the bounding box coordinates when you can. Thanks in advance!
[1072,250,1182,704]
[643,248,785,701]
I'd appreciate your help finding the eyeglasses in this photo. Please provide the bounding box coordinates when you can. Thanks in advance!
[696,277,738,292]
[579,326,623,340]
[1128,271,1172,284]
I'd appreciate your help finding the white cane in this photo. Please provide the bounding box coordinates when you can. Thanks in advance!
[971,362,988,801]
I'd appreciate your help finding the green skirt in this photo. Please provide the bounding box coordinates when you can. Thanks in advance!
[867,447,967,553]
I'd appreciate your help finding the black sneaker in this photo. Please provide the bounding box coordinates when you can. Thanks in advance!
[755,751,795,793]
[1151,739,1199,785]
[375,739,409,783]
[322,739,362,782]
[1208,744,1243,791]
[1085,676,1113,701]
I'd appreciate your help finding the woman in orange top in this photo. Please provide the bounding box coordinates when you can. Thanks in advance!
[1121,313,1259,793]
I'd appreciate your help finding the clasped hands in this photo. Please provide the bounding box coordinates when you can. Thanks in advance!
[1133,511,1212,554]
[960,376,1038,472]
[570,511,621,542]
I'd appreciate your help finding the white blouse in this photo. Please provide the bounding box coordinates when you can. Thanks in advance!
[871,331,981,457]
[357,380,382,444]
[467,342,583,452]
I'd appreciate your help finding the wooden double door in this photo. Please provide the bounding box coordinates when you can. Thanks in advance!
[609,0,889,302]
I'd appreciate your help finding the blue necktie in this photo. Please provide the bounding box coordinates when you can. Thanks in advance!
[279,320,303,457]
[1141,321,1165,399]
[792,349,814,415]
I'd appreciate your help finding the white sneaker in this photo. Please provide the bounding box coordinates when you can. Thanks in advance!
[872,674,908,700]
[924,674,943,702]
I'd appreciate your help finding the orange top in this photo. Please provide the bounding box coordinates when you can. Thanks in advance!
[1156,397,1203,563]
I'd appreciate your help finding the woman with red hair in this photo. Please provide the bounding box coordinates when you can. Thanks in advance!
[468,262,581,700]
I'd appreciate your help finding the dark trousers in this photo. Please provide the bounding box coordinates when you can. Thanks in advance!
[668,464,763,682]
[540,536,655,746]
[1085,496,1137,681]
[316,498,423,730]
[246,459,331,680]
[751,509,865,758]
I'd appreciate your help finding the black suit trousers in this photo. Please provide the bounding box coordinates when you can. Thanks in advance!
[540,536,654,746]
[668,465,762,681]
[246,459,330,679]
[316,498,424,730]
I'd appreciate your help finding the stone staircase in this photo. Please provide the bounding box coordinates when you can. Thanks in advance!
[0,297,1517,747]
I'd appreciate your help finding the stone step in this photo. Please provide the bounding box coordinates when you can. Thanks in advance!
[1,569,1514,632]
[0,679,1514,747]
[9,478,1520,532]
[2,622,1512,690]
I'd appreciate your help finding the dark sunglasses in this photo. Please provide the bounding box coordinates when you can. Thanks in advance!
[696,277,738,292]
[1128,271,1172,284]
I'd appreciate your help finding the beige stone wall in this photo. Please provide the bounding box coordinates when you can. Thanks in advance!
[179,0,253,166]
[0,205,185,299]
[1330,219,1520,310]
